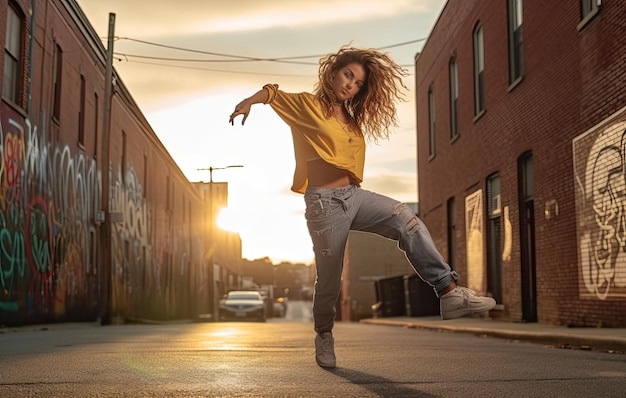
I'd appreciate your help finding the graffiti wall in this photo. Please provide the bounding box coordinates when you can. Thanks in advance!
[573,107,626,300]
[0,107,206,326]
[465,189,485,293]
[0,108,99,324]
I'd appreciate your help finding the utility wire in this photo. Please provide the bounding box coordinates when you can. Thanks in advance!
[114,52,319,65]
[114,36,426,62]
[114,57,415,76]
[117,58,316,77]
[111,36,422,75]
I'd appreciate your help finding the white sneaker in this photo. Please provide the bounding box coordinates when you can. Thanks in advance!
[315,332,336,368]
[440,286,496,320]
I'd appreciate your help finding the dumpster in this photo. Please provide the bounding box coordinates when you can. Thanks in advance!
[404,274,440,316]
[373,276,406,317]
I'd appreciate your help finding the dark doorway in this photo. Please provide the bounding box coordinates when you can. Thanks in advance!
[487,175,503,303]
[447,197,456,270]
[518,152,537,322]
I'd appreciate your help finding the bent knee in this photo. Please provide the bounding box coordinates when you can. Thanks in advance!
[393,202,422,236]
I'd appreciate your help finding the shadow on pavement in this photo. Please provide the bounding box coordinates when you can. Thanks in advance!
[326,367,437,397]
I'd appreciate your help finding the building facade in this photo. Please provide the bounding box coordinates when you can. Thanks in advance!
[0,0,242,326]
[415,0,626,327]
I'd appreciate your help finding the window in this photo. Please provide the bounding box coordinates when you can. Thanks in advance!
[93,93,99,156]
[473,23,485,117]
[428,87,436,158]
[121,130,127,181]
[143,154,148,198]
[53,44,63,121]
[520,153,534,200]
[488,175,502,217]
[166,175,171,210]
[78,75,86,146]
[579,0,600,29]
[449,57,459,141]
[507,0,524,84]
[3,4,23,105]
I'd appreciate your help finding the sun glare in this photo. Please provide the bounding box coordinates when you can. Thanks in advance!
[217,207,240,233]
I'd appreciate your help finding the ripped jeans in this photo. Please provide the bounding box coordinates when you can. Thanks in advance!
[304,184,458,333]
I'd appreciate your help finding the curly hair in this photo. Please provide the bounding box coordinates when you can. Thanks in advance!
[313,45,408,142]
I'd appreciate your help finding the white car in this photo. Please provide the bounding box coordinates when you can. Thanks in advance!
[219,291,266,322]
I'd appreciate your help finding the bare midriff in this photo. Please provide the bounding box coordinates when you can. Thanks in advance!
[307,158,353,188]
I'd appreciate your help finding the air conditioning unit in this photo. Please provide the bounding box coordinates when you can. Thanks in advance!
[491,194,502,215]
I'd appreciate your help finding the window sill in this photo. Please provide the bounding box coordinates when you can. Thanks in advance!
[577,7,600,31]
[473,109,486,123]
[508,75,524,92]
[1,97,27,117]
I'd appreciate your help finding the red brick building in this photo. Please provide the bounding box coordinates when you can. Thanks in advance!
[415,0,626,327]
[0,0,242,326]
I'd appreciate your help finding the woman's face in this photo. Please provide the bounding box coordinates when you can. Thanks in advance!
[332,62,366,102]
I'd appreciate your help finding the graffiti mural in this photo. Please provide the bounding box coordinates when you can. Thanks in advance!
[0,106,206,326]
[465,189,485,294]
[0,112,99,322]
[573,114,626,300]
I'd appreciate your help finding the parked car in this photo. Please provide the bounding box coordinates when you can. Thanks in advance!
[219,291,266,322]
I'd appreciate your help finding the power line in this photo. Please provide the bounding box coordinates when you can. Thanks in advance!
[114,51,319,65]
[114,58,316,77]
[114,36,426,63]
[111,36,422,75]
[114,57,415,76]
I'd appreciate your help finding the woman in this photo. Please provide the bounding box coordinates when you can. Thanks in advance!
[229,46,495,368]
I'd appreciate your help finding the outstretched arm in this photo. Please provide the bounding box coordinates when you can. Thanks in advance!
[229,89,270,126]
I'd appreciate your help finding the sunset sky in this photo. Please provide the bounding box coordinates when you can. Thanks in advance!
[76,0,447,264]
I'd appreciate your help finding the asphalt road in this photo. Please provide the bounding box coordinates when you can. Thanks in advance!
[0,301,624,397]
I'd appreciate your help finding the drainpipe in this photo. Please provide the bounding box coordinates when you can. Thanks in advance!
[26,0,35,113]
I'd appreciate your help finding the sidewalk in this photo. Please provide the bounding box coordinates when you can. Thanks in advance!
[361,315,626,354]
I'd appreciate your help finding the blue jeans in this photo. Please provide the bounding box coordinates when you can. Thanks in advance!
[304,184,458,333]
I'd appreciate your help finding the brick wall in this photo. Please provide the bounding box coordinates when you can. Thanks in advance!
[416,0,626,326]
[0,0,222,325]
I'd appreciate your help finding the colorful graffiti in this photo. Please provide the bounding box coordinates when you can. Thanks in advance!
[0,110,206,326]
[574,117,626,300]
[0,113,98,321]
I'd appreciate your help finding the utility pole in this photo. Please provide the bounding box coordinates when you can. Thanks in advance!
[197,165,243,320]
[100,13,115,326]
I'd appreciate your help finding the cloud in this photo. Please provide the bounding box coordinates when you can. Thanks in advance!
[76,0,446,263]
[361,172,417,203]
[196,0,433,33]
[78,0,439,37]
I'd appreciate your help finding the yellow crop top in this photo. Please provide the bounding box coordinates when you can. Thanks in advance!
[263,84,366,194]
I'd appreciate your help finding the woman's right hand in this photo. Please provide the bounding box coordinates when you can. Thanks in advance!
[229,100,252,126]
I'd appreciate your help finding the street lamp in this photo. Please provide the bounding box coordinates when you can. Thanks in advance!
[197,165,244,183]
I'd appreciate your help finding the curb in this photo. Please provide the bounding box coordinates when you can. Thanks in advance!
[360,318,626,354]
